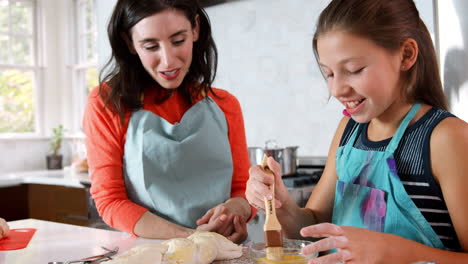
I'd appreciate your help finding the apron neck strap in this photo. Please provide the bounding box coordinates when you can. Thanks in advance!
[343,104,422,154]
[386,103,421,153]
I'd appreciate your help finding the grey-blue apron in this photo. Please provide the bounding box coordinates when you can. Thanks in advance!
[333,104,445,249]
[123,96,233,228]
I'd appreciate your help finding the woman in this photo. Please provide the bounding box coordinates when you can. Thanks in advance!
[246,0,468,262]
[83,0,253,243]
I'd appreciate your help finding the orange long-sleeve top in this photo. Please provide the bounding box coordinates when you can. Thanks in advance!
[83,85,255,235]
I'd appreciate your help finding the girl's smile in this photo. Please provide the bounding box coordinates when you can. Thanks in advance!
[317,30,404,123]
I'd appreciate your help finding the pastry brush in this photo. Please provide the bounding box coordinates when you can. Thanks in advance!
[261,155,284,261]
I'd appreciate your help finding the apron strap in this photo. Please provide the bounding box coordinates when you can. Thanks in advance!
[386,104,421,153]
[343,104,421,154]
[343,121,364,153]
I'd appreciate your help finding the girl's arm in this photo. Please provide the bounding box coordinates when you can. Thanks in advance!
[246,116,350,239]
[431,116,468,251]
[300,223,468,264]
[300,116,468,264]
[280,116,349,238]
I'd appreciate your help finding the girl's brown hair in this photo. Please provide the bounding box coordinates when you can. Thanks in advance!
[313,0,448,110]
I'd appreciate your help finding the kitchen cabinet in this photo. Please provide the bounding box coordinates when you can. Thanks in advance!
[0,183,89,226]
[28,184,89,226]
[0,185,28,221]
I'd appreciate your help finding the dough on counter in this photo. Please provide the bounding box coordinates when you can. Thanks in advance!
[163,238,198,264]
[104,243,167,264]
[188,234,218,263]
[188,231,243,260]
[104,231,242,264]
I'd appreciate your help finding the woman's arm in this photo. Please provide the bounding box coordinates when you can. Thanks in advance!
[211,89,255,218]
[196,90,253,243]
[83,87,147,235]
[133,212,193,238]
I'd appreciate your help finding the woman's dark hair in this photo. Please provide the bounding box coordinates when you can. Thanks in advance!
[99,0,218,121]
[313,0,448,110]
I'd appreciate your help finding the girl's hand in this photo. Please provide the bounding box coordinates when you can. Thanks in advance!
[300,223,388,264]
[0,218,10,239]
[245,156,290,211]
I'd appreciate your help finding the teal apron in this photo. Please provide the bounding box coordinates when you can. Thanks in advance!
[333,104,445,249]
[123,96,233,228]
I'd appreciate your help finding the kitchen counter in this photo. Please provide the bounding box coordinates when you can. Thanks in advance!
[1,219,252,264]
[0,169,90,188]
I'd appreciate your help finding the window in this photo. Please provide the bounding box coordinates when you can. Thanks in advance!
[0,0,38,133]
[72,0,98,131]
[0,0,98,136]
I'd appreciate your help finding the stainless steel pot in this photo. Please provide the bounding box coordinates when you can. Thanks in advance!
[248,140,299,176]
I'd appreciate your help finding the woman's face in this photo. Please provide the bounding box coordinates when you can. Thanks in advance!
[128,9,199,90]
[317,30,404,123]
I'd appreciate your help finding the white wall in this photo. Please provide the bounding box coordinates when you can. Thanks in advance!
[206,0,340,156]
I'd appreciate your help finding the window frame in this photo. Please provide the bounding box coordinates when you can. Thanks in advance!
[70,0,98,133]
[0,0,43,138]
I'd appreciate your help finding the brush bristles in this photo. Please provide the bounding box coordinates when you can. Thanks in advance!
[266,246,284,261]
[264,230,283,247]
[265,230,283,260]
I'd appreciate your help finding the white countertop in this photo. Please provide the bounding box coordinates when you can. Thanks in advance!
[0,169,90,188]
[1,219,162,264]
[1,219,252,264]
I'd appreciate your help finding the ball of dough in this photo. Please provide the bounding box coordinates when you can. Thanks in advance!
[188,231,243,260]
[163,238,198,264]
[190,234,218,263]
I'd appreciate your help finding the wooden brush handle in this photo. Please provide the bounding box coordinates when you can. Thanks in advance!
[262,155,282,231]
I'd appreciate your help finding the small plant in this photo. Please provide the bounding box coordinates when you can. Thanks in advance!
[50,124,64,156]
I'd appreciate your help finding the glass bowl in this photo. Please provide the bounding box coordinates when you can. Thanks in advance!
[249,238,318,263]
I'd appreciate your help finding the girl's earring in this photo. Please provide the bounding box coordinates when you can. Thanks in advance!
[401,65,406,70]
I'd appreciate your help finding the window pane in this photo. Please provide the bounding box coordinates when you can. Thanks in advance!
[11,36,32,65]
[86,0,95,32]
[0,34,8,63]
[86,33,96,61]
[86,67,98,92]
[11,1,33,34]
[0,69,35,133]
[0,3,8,33]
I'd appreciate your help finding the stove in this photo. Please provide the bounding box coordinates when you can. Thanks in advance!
[283,156,326,207]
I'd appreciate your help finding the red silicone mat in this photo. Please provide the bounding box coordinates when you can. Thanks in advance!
[0,228,36,251]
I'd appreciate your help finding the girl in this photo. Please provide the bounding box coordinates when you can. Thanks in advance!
[246,0,468,262]
[83,0,253,243]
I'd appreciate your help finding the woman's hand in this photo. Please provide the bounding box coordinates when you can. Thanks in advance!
[0,218,10,239]
[300,223,391,264]
[245,156,290,211]
[196,197,249,244]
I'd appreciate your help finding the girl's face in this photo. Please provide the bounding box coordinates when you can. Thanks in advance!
[317,31,404,123]
[128,9,199,90]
